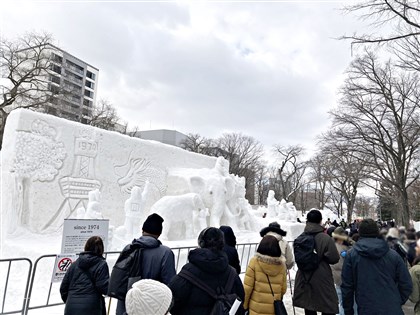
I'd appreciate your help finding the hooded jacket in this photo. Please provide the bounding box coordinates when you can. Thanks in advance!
[169,248,245,315]
[60,252,109,315]
[341,237,412,315]
[244,253,287,315]
[220,226,241,274]
[292,222,340,314]
[265,231,295,270]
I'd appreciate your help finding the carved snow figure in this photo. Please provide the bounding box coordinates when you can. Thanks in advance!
[166,157,240,227]
[194,208,210,233]
[124,186,144,238]
[286,202,297,222]
[76,207,86,219]
[151,193,207,240]
[277,199,289,220]
[84,189,103,219]
[266,190,279,218]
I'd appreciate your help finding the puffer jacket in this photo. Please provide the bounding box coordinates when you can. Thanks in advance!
[410,263,420,315]
[60,252,109,315]
[169,248,245,315]
[244,253,287,315]
[330,242,349,286]
[293,222,340,314]
[220,226,241,274]
[341,237,412,315]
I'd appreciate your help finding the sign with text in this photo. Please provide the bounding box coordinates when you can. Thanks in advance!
[61,219,109,254]
[51,253,77,283]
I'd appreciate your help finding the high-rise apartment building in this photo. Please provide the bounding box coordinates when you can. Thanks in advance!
[45,44,98,124]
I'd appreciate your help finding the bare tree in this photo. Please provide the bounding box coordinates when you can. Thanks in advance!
[272,145,307,203]
[89,99,124,132]
[307,153,331,209]
[342,1,420,45]
[320,141,370,223]
[329,52,420,226]
[0,32,60,148]
[180,133,214,154]
[254,162,270,205]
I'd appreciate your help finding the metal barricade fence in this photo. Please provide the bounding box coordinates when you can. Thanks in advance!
[0,242,260,314]
[0,258,32,315]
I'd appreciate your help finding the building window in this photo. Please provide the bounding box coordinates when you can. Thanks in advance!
[85,80,94,89]
[86,71,96,80]
[83,99,92,107]
[48,83,60,95]
[50,64,62,74]
[84,90,93,98]
[50,75,60,84]
[51,53,63,64]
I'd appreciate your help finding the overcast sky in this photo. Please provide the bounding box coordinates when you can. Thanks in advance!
[1,0,368,159]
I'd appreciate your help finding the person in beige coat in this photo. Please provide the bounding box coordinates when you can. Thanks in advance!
[244,235,287,315]
[409,239,420,315]
[260,222,294,270]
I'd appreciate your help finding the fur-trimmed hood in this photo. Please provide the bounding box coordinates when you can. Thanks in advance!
[255,253,286,277]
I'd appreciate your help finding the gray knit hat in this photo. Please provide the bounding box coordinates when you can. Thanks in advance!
[125,279,172,315]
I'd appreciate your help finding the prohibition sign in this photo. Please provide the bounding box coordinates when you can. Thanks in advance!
[58,257,73,272]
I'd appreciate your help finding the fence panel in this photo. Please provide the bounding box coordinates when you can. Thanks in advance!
[1,242,260,314]
[0,258,32,315]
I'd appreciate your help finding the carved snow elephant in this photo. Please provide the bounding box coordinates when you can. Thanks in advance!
[151,193,207,240]
[166,169,237,228]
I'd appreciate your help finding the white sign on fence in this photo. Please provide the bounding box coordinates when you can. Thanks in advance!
[51,254,77,283]
[61,219,109,254]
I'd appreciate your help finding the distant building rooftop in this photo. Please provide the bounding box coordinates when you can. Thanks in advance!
[130,129,187,147]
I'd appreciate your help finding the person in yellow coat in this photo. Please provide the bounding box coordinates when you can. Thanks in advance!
[244,235,287,315]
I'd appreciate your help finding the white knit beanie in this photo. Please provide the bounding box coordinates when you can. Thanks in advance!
[125,279,172,315]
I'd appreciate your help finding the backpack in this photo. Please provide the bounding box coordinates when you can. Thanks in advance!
[293,232,320,272]
[107,243,144,300]
[178,267,241,315]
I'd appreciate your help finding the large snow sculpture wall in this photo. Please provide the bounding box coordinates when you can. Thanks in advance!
[1,109,217,234]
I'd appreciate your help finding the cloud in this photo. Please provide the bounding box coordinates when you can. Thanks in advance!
[1,1,363,156]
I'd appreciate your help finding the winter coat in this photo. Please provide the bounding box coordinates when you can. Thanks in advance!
[265,231,294,270]
[169,248,245,315]
[116,235,176,315]
[220,226,242,274]
[60,252,109,315]
[243,253,287,315]
[410,263,420,315]
[292,222,339,314]
[341,237,412,315]
[331,242,349,286]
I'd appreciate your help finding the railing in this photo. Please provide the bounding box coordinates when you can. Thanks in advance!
[0,243,260,315]
[0,258,32,315]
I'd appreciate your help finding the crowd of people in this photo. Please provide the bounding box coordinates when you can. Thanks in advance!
[59,211,420,315]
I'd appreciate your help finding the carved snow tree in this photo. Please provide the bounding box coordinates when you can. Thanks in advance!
[272,145,307,204]
[0,32,60,149]
[329,52,420,226]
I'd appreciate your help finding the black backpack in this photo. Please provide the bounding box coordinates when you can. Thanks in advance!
[293,232,320,272]
[107,243,144,300]
[178,267,241,315]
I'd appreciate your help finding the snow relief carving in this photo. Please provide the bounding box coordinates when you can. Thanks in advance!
[9,119,66,230]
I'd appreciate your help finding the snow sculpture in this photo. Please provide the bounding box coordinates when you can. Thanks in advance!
[286,201,297,222]
[277,199,289,220]
[9,119,66,232]
[84,189,103,219]
[1,109,216,234]
[266,190,279,218]
[124,186,144,238]
[151,193,207,240]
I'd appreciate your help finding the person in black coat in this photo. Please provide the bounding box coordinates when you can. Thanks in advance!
[219,225,241,274]
[341,219,412,315]
[169,227,245,315]
[60,236,109,315]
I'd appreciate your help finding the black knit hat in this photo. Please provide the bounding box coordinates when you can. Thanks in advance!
[142,213,164,235]
[259,221,287,237]
[358,219,379,238]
